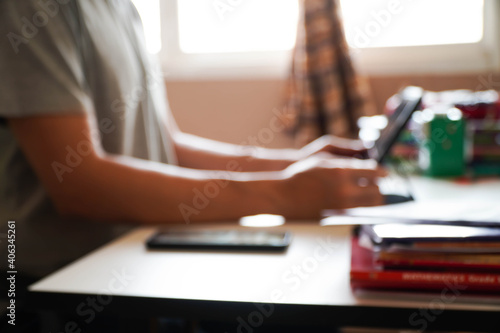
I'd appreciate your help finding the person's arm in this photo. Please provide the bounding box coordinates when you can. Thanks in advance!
[9,115,284,224]
[173,132,300,171]
[173,132,368,172]
[9,115,384,224]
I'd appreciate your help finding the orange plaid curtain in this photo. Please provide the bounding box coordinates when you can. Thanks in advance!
[285,0,373,146]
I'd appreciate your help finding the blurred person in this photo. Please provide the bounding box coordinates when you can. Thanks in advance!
[0,0,383,273]
[0,1,383,331]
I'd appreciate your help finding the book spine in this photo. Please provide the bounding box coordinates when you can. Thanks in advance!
[350,270,500,291]
[378,259,500,271]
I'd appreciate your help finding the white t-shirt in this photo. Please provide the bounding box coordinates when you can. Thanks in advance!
[0,0,177,277]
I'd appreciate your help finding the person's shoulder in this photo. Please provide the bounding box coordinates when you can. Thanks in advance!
[0,0,76,26]
[2,0,54,19]
[1,0,79,56]
[1,1,74,36]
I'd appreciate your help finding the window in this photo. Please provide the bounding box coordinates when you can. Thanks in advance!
[177,0,298,54]
[339,0,484,49]
[135,0,500,78]
[157,0,299,79]
[338,0,499,75]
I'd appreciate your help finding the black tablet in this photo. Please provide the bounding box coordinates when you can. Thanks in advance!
[146,229,291,252]
[368,86,424,164]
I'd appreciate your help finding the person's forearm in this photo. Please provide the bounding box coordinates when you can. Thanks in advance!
[174,132,301,172]
[54,153,286,224]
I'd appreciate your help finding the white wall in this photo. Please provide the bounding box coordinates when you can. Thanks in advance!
[166,79,295,148]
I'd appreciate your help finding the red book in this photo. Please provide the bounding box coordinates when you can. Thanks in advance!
[350,237,500,293]
[455,102,500,120]
[376,252,500,271]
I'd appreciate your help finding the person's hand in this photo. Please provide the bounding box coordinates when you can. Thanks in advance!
[300,135,368,159]
[277,155,385,219]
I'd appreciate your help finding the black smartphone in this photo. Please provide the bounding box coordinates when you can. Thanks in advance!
[146,229,291,252]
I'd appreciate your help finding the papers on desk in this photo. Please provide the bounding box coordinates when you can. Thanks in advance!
[322,199,500,226]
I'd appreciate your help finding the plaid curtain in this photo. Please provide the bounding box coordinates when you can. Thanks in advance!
[285,0,373,146]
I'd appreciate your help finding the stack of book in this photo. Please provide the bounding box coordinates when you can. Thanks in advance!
[428,90,500,176]
[350,223,500,293]
[454,90,500,176]
[468,120,500,176]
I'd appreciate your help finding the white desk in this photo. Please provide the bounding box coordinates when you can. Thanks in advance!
[28,178,500,331]
[29,225,500,331]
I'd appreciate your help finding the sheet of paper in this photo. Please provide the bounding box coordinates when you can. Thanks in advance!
[322,200,500,226]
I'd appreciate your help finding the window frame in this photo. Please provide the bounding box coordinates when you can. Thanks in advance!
[158,0,500,80]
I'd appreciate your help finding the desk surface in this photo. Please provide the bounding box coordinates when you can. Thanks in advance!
[29,222,500,331]
[29,177,500,330]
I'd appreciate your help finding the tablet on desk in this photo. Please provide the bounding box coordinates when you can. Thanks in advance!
[146,229,291,252]
[368,86,424,164]
[367,86,424,204]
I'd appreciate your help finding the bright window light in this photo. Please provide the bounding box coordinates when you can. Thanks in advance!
[131,0,162,54]
[339,0,484,49]
[177,0,299,54]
